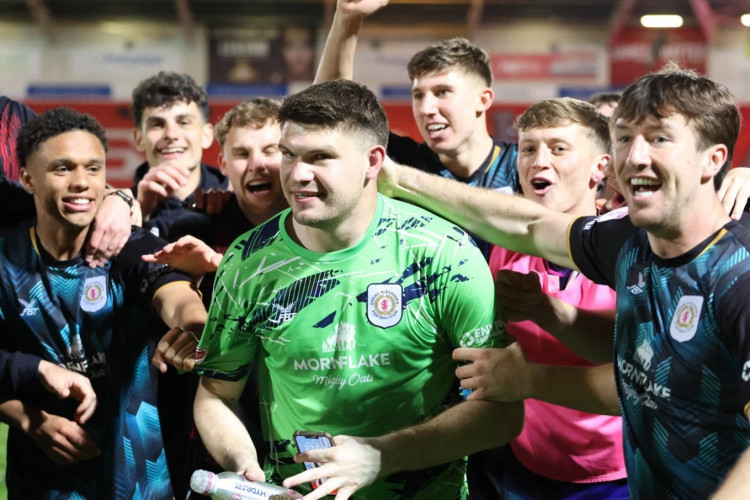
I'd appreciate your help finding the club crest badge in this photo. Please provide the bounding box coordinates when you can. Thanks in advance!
[669,295,703,343]
[367,284,402,328]
[81,275,107,313]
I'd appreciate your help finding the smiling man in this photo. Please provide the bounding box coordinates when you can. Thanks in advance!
[315,0,517,261]
[130,71,228,241]
[192,79,522,500]
[379,66,750,498]
[0,107,207,498]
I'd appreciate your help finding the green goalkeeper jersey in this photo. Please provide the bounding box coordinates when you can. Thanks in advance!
[196,195,505,499]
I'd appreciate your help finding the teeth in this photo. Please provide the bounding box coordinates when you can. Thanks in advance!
[70,198,90,205]
[427,124,447,132]
[630,178,660,186]
[161,148,185,154]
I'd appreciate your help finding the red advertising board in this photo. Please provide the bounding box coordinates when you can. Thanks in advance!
[490,52,598,81]
[609,27,706,86]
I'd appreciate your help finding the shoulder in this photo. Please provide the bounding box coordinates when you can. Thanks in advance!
[223,210,286,265]
[200,163,229,189]
[380,196,484,256]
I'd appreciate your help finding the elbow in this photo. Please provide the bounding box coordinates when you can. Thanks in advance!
[488,401,525,447]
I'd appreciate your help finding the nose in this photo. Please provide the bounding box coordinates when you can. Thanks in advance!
[417,93,438,116]
[164,120,179,139]
[69,165,89,191]
[287,160,314,184]
[532,145,551,169]
[625,135,650,168]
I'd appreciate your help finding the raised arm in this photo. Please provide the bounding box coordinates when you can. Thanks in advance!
[282,399,523,499]
[314,0,389,84]
[194,376,265,481]
[380,161,578,269]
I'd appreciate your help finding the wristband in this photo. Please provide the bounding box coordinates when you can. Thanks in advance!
[106,189,134,209]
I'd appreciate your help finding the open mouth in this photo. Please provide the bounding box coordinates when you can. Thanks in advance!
[630,178,661,198]
[530,178,553,195]
[159,147,186,158]
[425,124,448,137]
[246,181,272,194]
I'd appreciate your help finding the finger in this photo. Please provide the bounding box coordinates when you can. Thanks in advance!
[141,254,159,263]
[157,327,185,354]
[720,181,740,217]
[175,343,198,371]
[61,425,101,458]
[730,186,750,220]
[307,477,346,500]
[150,169,186,190]
[151,351,168,373]
[283,463,333,489]
[717,176,730,201]
[144,180,170,199]
[452,347,485,362]
[455,364,477,380]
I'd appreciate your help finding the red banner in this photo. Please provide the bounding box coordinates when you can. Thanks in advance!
[490,52,598,80]
[609,27,706,86]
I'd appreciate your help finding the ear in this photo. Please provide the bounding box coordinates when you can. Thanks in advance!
[365,145,386,181]
[133,128,145,153]
[701,143,728,183]
[201,123,215,150]
[477,87,494,113]
[590,153,609,185]
[20,167,35,194]
[218,151,227,175]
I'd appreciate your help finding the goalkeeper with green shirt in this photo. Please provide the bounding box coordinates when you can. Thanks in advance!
[192,79,523,500]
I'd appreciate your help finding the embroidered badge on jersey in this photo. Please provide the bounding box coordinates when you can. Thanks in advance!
[367,284,402,328]
[669,295,703,342]
[81,275,107,312]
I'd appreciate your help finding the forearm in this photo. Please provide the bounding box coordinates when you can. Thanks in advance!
[533,297,614,364]
[531,363,620,415]
[712,446,750,498]
[369,400,523,476]
[153,283,207,333]
[194,378,259,472]
[388,165,576,268]
[314,9,363,83]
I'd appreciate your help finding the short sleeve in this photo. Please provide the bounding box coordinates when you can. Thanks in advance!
[568,208,635,288]
[437,230,506,350]
[193,248,256,381]
[716,272,750,414]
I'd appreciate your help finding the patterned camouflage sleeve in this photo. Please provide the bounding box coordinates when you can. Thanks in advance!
[435,225,506,350]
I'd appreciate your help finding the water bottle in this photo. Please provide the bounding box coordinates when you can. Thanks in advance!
[190,469,304,500]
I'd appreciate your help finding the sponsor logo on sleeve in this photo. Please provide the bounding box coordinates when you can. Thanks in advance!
[81,276,107,312]
[367,284,402,328]
[669,295,703,343]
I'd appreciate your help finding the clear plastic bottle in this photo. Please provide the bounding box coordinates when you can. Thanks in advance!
[189,469,304,500]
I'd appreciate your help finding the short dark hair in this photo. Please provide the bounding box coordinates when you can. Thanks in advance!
[587,92,621,110]
[131,71,209,127]
[215,98,281,148]
[614,63,740,189]
[17,107,108,166]
[516,98,611,155]
[279,79,389,148]
[408,38,493,87]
